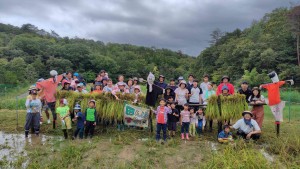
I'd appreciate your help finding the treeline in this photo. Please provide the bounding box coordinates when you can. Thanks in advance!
[0,23,195,84]
[193,8,300,87]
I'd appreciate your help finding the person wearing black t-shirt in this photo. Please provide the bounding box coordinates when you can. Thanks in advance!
[237,81,252,103]
[168,102,179,137]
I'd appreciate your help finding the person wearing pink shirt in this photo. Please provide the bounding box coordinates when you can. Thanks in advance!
[216,75,235,95]
[36,70,64,129]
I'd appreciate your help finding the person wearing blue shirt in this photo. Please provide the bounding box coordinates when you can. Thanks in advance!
[72,104,85,139]
[218,125,233,143]
[155,75,168,89]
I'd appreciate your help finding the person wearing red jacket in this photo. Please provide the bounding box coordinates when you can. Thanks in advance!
[216,76,235,95]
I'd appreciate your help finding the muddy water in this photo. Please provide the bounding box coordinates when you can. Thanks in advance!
[0,131,63,168]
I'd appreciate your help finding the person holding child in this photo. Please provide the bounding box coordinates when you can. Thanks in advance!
[153,98,172,143]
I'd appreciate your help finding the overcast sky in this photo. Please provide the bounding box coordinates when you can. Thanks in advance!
[0,0,296,56]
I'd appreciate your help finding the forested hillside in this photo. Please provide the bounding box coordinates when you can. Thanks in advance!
[194,8,300,86]
[0,23,195,84]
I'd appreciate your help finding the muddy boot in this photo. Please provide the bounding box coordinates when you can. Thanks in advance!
[25,131,29,138]
[63,129,68,139]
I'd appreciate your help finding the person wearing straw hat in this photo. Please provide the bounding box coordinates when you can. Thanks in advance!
[174,80,189,111]
[248,87,265,129]
[230,111,261,140]
[72,104,85,139]
[25,90,42,137]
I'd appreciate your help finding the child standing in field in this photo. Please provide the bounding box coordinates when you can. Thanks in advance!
[180,103,191,140]
[25,90,42,137]
[196,108,206,135]
[153,99,172,143]
[249,87,265,129]
[189,107,197,137]
[84,100,97,139]
[218,125,233,143]
[56,99,72,139]
[72,104,85,139]
[167,102,179,137]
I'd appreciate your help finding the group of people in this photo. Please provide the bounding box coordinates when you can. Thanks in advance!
[24,69,265,143]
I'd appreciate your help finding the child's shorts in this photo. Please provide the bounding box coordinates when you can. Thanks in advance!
[168,122,177,131]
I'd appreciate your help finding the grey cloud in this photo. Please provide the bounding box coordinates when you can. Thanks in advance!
[0,0,293,56]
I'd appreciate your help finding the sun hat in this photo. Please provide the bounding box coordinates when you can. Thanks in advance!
[73,72,79,77]
[221,75,230,82]
[95,82,102,86]
[178,76,184,80]
[50,70,58,77]
[60,99,68,105]
[179,80,187,87]
[28,85,37,91]
[62,79,71,87]
[117,82,126,86]
[74,104,81,110]
[89,99,96,105]
[134,85,141,92]
[159,75,165,79]
[242,111,253,117]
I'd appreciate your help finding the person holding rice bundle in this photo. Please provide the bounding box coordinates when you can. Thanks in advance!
[248,87,265,129]
[84,100,97,138]
[25,89,42,137]
[56,99,72,139]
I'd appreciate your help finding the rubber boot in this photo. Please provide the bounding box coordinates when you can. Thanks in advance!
[186,133,189,140]
[53,120,56,129]
[275,121,280,137]
[181,133,184,140]
[63,129,68,139]
[25,131,29,138]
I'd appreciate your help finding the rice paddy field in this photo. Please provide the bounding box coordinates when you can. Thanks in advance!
[0,85,299,169]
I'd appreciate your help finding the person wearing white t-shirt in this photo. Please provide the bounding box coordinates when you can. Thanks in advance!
[231,111,261,140]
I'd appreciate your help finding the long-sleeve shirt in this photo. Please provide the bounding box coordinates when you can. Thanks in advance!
[153,106,172,124]
[261,81,285,106]
[216,83,235,95]
[25,99,42,114]
[36,75,63,103]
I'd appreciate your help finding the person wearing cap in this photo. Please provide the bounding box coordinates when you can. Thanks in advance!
[61,79,73,91]
[153,98,172,142]
[174,80,189,112]
[168,78,178,92]
[84,100,97,138]
[103,78,114,93]
[36,70,64,129]
[218,125,233,143]
[25,90,42,137]
[202,82,216,105]
[127,78,135,94]
[238,81,252,103]
[72,104,85,139]
[188,79,203,111]
[221,85,231,96]
[216,75,235,96]
[71,73,79,90]
[230,111,261,140]
[248,87,265,129]
[164,86,175,101]
[155,75,168,89]
[177,76,184,85]
[75,83,88,94]
[200,74,210,92]
[56,98,72,139]
[91,82,103,94]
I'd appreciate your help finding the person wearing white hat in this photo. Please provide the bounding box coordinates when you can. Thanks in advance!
[75,83,88,94]
[174,80,189,111]
[36,70,64,129]
[72,104,85,139]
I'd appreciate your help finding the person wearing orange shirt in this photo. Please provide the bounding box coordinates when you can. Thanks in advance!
[36,70,64,129]
[91,82,103,94]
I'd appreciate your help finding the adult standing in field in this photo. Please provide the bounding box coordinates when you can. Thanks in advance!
[248,87,265,129]
[174,80,189,111]
[25,90,42,137]
[155,75,168,89]
[200,74,210,92]
[168,78,177,92]
[188,79,203,111]
[36,70,64,129]
[187,74,194,91]
[237,81,252,103]
[216,75,235,95]
[230,111,261,141]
